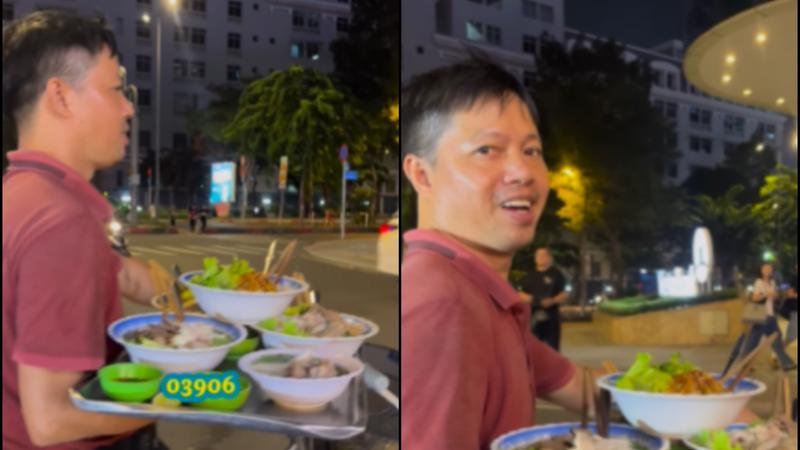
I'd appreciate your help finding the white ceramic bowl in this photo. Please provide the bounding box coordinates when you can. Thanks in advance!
[597,373,766,438]
[179,271,309,324]
[108,313,247,374]
[491,422,670,450]
[256,313,379,357]
[682,423,749,450]
[238,349,363,412]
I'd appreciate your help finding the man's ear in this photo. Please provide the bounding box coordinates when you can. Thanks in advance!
[41,78,74,120]
[403,154,434,197]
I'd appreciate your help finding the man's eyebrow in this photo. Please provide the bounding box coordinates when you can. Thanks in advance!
[470,129,541,143]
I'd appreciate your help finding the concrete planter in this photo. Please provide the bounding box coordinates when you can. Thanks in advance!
[594,297,745,345]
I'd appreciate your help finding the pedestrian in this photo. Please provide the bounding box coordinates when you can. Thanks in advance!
[520,247,569,351]
[188,205,197,232]
[778,264,797,350]
[200,207,208,232]
[169,207,176,228]
[3,11,172,448]
[722,263,796,375]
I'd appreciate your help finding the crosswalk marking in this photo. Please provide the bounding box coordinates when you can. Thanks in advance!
[128,246,175,256]
[127,241,290,258]
[184,244,242,257]
[227,244,269,255]
[157,245,207,256]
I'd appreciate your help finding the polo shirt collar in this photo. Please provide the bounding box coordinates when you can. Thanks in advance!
[5,150,113,223]
[404,228,522,311]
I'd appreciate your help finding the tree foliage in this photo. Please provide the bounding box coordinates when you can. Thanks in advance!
[222,66,363,220]
[528,36,684,286]
[752,166,798,275]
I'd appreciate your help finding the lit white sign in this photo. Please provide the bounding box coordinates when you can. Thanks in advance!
[657,227,715,298]
[692,227,714,284]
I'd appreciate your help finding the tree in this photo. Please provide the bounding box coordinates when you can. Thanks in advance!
[681,166,748,198]
[222,67,364,222]
[529,36,684,292]
[752,166,798,276]
[349,105,399,221]
[721,129,777,202]
[330,0,399,111]
[331,0,400,221]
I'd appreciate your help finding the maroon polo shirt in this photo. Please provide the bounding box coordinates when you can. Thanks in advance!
[3,151,125,449]
[401,229,576,450]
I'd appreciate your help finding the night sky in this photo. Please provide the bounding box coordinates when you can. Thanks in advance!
[566,0,690,48]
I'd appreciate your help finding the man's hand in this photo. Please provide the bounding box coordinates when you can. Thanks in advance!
[117,258,162,306]
[540,298,554,308]
[18,363,153,446]
[519,292,533,303]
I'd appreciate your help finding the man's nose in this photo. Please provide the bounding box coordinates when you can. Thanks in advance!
[504,149,536,185]
[123,97,135,119]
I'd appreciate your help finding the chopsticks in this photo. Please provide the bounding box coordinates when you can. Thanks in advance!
[148,260,184,323]
[268,240,298,280]
[581,367,592,429]
[580,367,609,437]
[724,333,778,392]
[262,240,278,276]
[602,361,619,375]
[772,372,792,422]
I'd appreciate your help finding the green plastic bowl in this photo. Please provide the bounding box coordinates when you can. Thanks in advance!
[191,373,251,412]
[227,336,259,357]
[98,363,162,402]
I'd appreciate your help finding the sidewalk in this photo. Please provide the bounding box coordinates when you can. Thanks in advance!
[126,218,380,235]
[304,237,381,273]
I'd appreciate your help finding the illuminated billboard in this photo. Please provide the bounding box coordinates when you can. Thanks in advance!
[210,162,236,204]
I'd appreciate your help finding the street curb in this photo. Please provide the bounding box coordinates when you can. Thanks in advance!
[127,225,379,235]
[128,227,179,234]
[304,240,391,275]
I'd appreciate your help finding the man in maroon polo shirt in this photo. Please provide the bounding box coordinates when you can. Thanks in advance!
[3,11,170,449]
[400,58,590,450]
[400,60,760,449]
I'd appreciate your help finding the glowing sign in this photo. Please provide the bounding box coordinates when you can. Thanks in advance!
[692,227,714,284]
[210,162,236,204]
[657,227,715,298]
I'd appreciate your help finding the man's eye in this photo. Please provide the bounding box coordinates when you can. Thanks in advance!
[525,147,543,157]
[476,146,494,155]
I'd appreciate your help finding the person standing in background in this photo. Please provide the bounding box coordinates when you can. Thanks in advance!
[520,247,569,351]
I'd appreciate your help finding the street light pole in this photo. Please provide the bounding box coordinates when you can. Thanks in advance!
[154,14,162,216]
[129,85,140,226]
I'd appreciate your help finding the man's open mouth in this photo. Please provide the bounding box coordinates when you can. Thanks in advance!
[501,199,533,212]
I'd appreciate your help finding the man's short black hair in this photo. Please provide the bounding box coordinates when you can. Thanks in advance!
[401,57,540,161]
[2,10,118,130]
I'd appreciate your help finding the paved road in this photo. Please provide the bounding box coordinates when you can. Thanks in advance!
[120,233,398,449]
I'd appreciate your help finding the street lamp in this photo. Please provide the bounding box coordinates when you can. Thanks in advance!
[144,1,179,216]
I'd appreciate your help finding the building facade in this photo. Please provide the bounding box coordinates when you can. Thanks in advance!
[564,30,794,183]
[4,0,399,215]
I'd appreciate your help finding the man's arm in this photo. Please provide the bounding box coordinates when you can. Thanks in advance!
[541,291,569,308]
[117,257,160,306]
[541,366,589,414]
[18,363,153,447]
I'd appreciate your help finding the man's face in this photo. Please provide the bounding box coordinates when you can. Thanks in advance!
[69,46,134,170]
[424,95,549,254]
[535,249,552,268]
